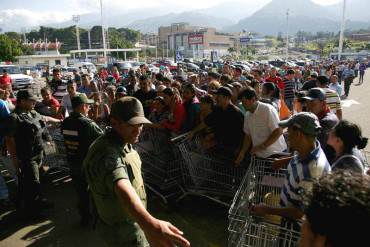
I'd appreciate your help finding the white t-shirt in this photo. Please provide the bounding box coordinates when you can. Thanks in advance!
[244,102,287,158]
[61,92,80,117]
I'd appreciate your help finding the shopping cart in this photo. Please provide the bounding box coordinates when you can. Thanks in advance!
[235,219,300,247]
[135,128,184,204]
[43,124,69,173]
[363,150,370,172]
[228,155,300,247]
[174,134,247,206]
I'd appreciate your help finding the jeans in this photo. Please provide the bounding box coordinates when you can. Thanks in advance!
[359,72,365,83]
[284,98,294,111]
[344,78,353,96]
[0,175,9,200]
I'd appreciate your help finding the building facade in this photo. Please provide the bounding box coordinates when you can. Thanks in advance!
[16,50,70,67]
[158,23,236,59]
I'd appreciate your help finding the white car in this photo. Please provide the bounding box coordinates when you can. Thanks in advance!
[0,65,34,89]
[73,62,97,74]
[148,64,160,74]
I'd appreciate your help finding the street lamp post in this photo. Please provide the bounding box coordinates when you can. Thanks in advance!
[87,28,92,49]
[72,15,81,55]
[338,0,347,61]
[100,0,107,65]
[286,9,289,60]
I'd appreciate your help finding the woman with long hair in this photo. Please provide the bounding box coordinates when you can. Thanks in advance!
[327,120,368,173]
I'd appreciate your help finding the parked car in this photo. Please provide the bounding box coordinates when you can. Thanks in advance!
[0,65,34,90]
[147,64,160,74]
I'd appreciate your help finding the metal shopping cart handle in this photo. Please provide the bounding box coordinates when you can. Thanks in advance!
[170,132,190,144]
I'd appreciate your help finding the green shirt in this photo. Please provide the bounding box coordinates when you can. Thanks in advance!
[83,128,147,226]
[61,112,103,173]
[5,108,47,161]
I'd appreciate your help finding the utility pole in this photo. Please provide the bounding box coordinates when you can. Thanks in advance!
[87,28,92,49]
[100,0,107,65]
[338,0,347,61]
[166,37,169,58]
[21,28,27,44]
[286,9,289,60]
[156,36,158,60]
[72,15,81,53]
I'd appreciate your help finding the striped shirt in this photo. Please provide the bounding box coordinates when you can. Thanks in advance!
[280,141,331,210]
[283,80,296,100]
[323,88,341,114]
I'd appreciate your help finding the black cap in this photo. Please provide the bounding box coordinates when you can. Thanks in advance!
[71,93,94,109]
[317,75,329,85]
[111,97,151,125]
[302,88,326,101]
[116,86,127,94]
[215,86,232,97]
[17,89,37,101]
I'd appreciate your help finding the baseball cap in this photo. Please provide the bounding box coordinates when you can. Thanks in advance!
[215,86,232,97]
[317,75,329,85]
[310,71,318,78]
[110,96,151,125]
[17,89,38,101]
[302,88,326,101]
[279,112,321,136]
[71,93,94,109]
[116,86,127,94]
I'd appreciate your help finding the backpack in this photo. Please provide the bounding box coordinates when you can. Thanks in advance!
[16,111,50,160]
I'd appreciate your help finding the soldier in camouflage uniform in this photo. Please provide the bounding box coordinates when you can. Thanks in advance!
[61,93,103,226]
[83,96,190,247]
[5,89,60,218]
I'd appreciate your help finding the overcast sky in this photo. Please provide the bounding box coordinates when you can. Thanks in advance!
[0,0,343,32]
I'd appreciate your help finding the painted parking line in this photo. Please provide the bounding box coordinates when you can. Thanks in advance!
[341,99,360,108]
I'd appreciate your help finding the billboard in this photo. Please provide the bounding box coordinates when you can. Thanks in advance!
[188,34,204,45]
[240,37,251,44]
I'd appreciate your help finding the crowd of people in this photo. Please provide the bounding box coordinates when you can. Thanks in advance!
[0,58,369,247]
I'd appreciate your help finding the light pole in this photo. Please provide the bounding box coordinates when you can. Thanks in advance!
[338,0,347,61]
[87,28,92,49]
[100,0,107,64]
[286,9,289,60]
[21,27,27,44]
[72,15,81,53]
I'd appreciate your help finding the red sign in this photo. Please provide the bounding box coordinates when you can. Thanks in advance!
[188,34,204,45]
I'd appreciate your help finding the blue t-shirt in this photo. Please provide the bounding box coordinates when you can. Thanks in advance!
[280,141,331,210]
[0,99,10,144]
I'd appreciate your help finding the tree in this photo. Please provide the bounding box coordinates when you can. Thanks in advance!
[0,34,24,61]
[228,47,236,53]
[24,25,141,54]
[277,32,284,42]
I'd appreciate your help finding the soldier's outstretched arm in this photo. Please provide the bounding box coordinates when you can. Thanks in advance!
[42,115,62,123]
[115,179,190,247]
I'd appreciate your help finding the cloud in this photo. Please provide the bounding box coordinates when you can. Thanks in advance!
[0,0,344,32]
[312,0,341,5]
[0,8,91,32]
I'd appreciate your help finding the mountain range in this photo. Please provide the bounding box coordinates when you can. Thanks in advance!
[3,0,370,35]
[226,0,370,35]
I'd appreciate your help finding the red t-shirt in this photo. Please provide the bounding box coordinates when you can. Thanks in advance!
[43,96,60,108]
[162,102,186,133]
[112,72,121,82]
[265,76,285,90]
[99,70,109,80]
[0,75,12,86]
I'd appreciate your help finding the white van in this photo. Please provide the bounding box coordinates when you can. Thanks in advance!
[74,62,97,74]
